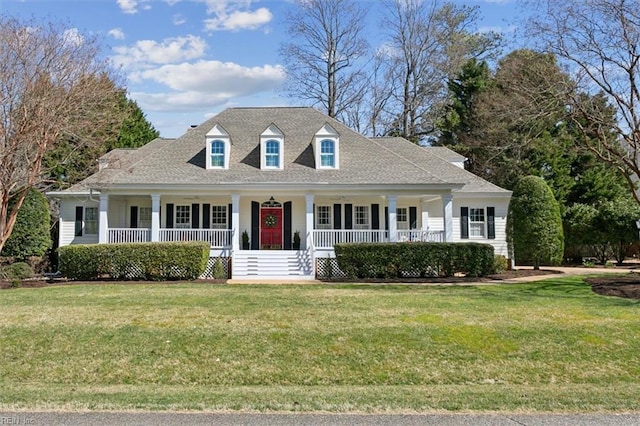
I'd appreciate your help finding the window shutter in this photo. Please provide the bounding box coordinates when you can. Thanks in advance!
[333,204,342,229]
[130,206,138,229]
[191,204,200,228]
[371,204,380,230]
[251,201,259,250]
[202,204,210,229]
[227,203,233,230]
[75,206,83,236]
[166,203,174,228]
[487,207,496,239]
[384,207,389,231]
[344,204,353,229]
[409,207,417,229]
[460,207,469,239]
[284,201,292,250]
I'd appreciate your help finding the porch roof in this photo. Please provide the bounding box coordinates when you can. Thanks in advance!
[57,107,507,195]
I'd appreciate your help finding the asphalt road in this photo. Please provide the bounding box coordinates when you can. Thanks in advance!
[2,412,640,425]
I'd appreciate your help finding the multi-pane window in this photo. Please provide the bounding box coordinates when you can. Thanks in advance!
[396,207,408,230]
[316,205,332,229]
[84,207,98,235]
[210,140,225,168]
[139,207,152,228]
[354,205,369,229]
[320,139,335,167]
[211,205,227,229]
[175,205,191,229]
[469,208,485,237]
[265,140,280,167]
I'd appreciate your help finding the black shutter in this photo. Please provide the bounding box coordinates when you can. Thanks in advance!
[333,204,342,229]
[344,204,353,230]
[202,204,210,229]
[166,203,174,228]
[75,206,83,236]
[130,206,138,229]
[385,207,389,231]
[409,207,417,229]
[460,207,469,239]
[228,203,233,230]
[371,204,380,230]
[284,201,292,250]
[191,204,200,228]
[251,201,259,250]
[487,207,496,239]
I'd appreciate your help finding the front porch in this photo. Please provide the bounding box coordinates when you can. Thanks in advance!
[106,228,446,248]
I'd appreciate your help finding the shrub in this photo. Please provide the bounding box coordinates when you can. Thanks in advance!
[9,262,34,280]
[59,241,210,281]
[493,255,508,274]
[1,189,51,260]
[333,242,494,279]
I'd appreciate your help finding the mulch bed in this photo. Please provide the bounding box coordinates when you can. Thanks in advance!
[586,275,640,300]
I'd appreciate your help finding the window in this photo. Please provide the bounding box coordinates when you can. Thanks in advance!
[320,139,335,167]
[354,205,369,229]
[84,207,98,235]
[139,207,152,228]
[469,208,485,237]
[316,205,332,229]
[265,140,280,168]
[396,207,408,230]
[205,124,230,169]
[210,140,225,168]
[175,205,191,229]
[211,205,227,229]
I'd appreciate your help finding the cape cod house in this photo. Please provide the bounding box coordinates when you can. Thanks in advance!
[48,107,511,280]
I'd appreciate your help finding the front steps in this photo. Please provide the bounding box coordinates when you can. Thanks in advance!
[232,250,315,280]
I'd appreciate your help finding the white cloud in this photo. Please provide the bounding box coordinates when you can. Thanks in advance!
[131,61,285,112]
[63,28,84,46]
[112,35,207,70]
[108,28,125,40]
[173,14,187,25]
[116,0,138,14]
[204,7,273,32]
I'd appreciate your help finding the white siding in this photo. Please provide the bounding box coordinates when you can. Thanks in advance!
[58,197,99,247]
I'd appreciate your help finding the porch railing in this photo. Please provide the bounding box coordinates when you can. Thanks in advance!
[108,228,151,244]
[159,228,232,248]
[313,229,445,248]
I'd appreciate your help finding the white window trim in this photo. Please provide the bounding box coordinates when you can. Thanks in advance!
[175,205,191,229]
[260,124,284,170]
[139,207,152,229]
[315,205,332,230]
[205,124,230,170]
[84,206,98,235]
[211,205,228,229]
[396,207,409,230]
[354,205,369,230]
[468,207,486,238]
[314,123,340,169]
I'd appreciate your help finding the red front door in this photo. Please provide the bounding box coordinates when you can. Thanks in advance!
[260,207,283,250]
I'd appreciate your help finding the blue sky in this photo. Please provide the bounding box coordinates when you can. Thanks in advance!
[2,0,522,138]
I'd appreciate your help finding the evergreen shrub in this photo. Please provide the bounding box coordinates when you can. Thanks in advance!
[334,242,494,279]
[59,241,210,280]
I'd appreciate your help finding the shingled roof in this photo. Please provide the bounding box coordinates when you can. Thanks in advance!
[63,107,507,194]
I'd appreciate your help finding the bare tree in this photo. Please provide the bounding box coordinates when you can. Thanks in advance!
[279,0,370,120]
[379,0,502,143]
[0,17,124,253]
[527,0,640,204]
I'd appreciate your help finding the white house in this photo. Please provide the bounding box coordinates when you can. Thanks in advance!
[48,107,511,280]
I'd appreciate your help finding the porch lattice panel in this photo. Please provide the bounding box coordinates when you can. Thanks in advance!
[315,257,347,280]
[201,257,231,279]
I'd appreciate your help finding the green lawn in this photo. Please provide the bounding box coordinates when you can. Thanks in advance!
[1,277,639,412]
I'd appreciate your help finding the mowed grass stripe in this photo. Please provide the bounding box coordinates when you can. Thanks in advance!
[1,277,639,411]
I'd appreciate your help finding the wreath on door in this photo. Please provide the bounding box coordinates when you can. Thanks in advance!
[264,213,277,228]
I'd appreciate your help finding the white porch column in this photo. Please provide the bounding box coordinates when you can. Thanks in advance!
[387,195,397,242]
[305,194,314,250]
[421,199,430,231]
[98,194,109,244]
[231,194,240,251]
[151,194,160,242]
[442,193,453,242]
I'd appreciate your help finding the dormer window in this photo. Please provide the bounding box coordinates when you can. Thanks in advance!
[260,124,284,170]
[206,124,230,169]
[314,124,339,169]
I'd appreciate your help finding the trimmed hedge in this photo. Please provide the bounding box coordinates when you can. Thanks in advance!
[334,242,495,279]
[59,242,210,281]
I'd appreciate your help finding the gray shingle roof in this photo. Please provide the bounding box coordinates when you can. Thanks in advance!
[69,107,507,194]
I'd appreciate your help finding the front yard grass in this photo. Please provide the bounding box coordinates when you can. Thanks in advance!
[1,277,639,412]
